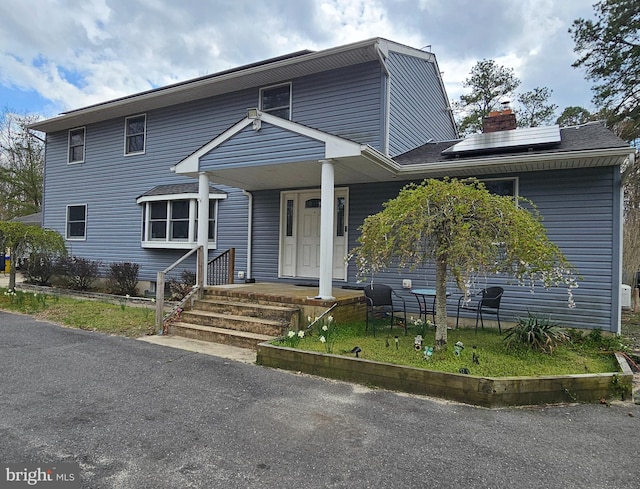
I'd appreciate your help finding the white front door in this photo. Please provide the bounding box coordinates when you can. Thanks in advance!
[280,189,348,280]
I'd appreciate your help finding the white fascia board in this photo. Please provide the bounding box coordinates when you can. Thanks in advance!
[394,146,636,176]
[258,112,363,158]
[172,118,253,174]
[136,192,228,204]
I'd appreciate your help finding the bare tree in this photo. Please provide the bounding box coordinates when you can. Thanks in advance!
[0,111,44,220]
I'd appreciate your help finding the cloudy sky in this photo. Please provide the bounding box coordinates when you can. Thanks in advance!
[0,0,597,121]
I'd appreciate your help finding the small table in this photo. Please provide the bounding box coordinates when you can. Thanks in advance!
[410,289,451,325]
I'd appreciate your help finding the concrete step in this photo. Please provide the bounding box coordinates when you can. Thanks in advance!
[180,309,287,337]
[169,322,275,350]
[193,298,299,324]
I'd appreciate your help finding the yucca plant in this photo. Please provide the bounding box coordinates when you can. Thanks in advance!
[504,313,569,354]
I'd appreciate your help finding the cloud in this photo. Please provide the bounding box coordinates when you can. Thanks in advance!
[0,0,598,118]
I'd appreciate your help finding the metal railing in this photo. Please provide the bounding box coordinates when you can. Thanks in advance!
[207,247,235,286]
[155,245,203,332]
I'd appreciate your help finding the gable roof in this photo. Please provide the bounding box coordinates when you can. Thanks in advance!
[30,38,436,134]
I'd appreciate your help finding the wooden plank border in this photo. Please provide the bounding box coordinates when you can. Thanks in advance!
[256,344,633,408]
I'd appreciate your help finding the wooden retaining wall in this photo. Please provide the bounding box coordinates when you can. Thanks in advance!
[256,344,633,408]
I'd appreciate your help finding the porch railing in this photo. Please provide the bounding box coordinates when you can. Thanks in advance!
[155,245,204,332]
[207,247,235,285]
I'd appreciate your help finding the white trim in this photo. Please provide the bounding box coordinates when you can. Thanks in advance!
[124,113,147,156]
[480,176,519,199]
[136,192,227,204]
[67,126,86,164]
[140,241,218,250]
[65,203,87,241]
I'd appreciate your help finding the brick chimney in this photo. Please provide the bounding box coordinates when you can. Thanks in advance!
[482,108,517,133]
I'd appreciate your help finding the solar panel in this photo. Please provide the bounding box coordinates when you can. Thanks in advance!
[442,125,561,156]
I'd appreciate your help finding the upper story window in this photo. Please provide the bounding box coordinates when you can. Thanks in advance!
[66,204,87,240]
[260,83,291,119]
[68,127,85,164]
[136,184,226,249]
[125,114,146,155]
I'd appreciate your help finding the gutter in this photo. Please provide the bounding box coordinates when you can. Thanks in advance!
[242,190,253,281]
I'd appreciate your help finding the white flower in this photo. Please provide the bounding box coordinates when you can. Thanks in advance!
[322,325,328,331]
[307,316,312,323]
[125,294,130,299]
[287,331,296,338]
[151,298,156,303]
[297,330,305,338]
[327,315,334,323]
[319,336,326,343]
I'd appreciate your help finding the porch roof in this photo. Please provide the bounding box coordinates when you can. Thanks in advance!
[172,116,635,192]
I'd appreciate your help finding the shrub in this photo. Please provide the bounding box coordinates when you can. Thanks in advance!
[24,252,59,286]
[168,270,196,300]
[57,256,102,291]
[107,262,140,296]
[503,313,569,354]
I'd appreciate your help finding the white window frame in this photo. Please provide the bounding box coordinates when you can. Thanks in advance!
[137,192,226,249]
[66,204,87,241]
[67,127,86,164]
[259,82,292,120]
[124,114,146,155]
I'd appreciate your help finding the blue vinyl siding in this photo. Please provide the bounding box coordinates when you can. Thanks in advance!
[342,167,618,332]
[200,124,326,170]
[386,52,457,156]
[42,61,388,282]
[293,62,383,150]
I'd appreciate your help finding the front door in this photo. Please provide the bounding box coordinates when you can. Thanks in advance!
[280,189,348,280]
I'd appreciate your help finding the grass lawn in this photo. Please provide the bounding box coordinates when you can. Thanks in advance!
[0,286,629,378]
[274,320,623,377]
[1,288,155,337]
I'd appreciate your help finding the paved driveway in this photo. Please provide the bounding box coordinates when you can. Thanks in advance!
[1,311,638,488]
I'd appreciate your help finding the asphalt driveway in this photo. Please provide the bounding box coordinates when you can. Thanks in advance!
[1,311,638,488]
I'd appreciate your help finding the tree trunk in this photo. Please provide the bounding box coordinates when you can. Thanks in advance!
[8,249,16,290]
[434,254,448,350]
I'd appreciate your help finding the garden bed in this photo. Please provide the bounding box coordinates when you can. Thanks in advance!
[256,343,633,408]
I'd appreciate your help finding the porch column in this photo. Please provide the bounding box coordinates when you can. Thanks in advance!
[197,172,209,287]
[317,159,335,300]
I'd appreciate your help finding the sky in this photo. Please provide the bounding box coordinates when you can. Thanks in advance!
[0,0,598,122]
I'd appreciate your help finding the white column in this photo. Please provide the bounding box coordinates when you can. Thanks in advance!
[197,172,209,287]
[317,159,335,300]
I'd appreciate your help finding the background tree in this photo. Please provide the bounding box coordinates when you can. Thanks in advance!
[516,87,558,127]
[454,59,520,135]
[555,106,594,126]
[0,222,66,290]
[349,178,577,350]
[0,111,44,220]
[570,0,640,144]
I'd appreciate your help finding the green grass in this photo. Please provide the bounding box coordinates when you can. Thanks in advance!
[0,287,155,337]
[0,286,625,377]
[274,320,621,377]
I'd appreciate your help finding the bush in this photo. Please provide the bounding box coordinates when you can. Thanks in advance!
[168,270,196,300]
[503,313,569,354]
[24,252,59,286]
[57,256,102,291]
[107,262,139,296]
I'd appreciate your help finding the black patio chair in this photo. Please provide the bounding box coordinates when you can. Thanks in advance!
[364,284,407,336]
[456,286,504,333]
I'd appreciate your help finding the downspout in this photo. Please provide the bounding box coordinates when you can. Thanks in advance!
[375,42,391,156]
[242,190,253,281]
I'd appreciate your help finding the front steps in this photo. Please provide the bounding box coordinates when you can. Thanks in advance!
[168,290,300,350]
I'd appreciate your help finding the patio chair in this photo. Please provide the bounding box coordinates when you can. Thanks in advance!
[456,286,504,333]
[364,284,407,336]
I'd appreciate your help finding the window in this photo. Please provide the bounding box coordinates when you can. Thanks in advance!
[481,178,518,199]
[260,83,291,119]
[137,191,225,249]
[125,114,146,154]
[66,204,87,240]
[68,127,85,163]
